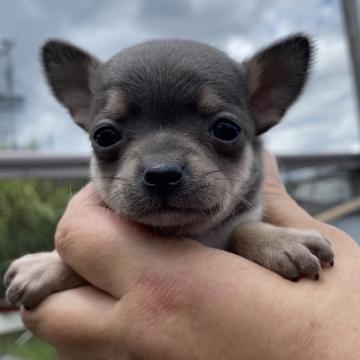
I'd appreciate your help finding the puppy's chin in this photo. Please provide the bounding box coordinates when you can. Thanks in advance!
[134,208,206,229]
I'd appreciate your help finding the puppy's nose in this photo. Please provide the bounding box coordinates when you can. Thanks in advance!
[144,162,183,195]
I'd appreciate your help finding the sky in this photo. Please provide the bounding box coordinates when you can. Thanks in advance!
[0,0,359,154]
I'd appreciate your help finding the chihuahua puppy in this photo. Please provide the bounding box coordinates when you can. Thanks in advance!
[4,34,334,309]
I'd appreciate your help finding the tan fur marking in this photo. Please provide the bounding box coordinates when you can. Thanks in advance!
[198,87,223,115]
[105,89,127,117]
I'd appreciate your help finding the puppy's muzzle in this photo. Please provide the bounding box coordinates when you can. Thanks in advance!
[143,160,184,199]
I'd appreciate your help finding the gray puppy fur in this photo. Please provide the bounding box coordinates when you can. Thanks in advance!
[4,35,334,309]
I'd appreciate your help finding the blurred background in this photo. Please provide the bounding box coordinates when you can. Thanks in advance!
[0,0,359,358]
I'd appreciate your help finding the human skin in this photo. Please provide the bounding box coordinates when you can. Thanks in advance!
[21,152,360,360]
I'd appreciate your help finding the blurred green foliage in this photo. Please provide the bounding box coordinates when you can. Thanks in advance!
[0,179,86,297]
[0,331,56,359]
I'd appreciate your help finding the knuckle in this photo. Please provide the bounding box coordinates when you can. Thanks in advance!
[55,210,102,259]
[20,296,74,344]
[21,309,40,333]
[55,217,76,257]
[21,306,56,339]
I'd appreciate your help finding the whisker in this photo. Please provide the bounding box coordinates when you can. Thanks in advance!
[210,184,257,213]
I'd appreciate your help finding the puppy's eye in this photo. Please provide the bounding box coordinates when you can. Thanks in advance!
[93,126,122,147]
[211,118,241,141]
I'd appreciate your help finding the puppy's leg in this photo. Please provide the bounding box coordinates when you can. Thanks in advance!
[4,250,85,309]
[231,223,334,281]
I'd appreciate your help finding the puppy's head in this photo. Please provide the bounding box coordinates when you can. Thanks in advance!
[41,35,311,232]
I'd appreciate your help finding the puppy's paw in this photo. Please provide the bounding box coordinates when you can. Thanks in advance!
[259,229,334,281]
[4,251,85,309]
[232,223,334,281]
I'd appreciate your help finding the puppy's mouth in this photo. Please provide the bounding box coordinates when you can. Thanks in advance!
[134,204,220,227]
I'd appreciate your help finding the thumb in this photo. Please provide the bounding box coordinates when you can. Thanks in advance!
[261,150,317,229]
[262,149,286,191]
[261,150,360,257]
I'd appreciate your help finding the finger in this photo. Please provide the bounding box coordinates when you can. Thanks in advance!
[260,150,317,228]
[262,149,286,191]
[260,153,359,255]
[55,184,202,298]
[64,183,105,213]
[21,286,120,351]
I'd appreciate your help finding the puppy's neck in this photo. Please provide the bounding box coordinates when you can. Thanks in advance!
[192,204,263,249]
[153,202,262,250]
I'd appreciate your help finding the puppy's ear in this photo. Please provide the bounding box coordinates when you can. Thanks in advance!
[41,40,101,131]
[244,35,312,135]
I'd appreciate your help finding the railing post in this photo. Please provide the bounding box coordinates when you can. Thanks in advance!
[341,0,360,145]
[350,169,360,197]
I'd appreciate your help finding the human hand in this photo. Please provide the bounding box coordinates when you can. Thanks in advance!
[21,152,360,360]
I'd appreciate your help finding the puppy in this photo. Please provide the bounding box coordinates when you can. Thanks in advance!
[4,35,334,309]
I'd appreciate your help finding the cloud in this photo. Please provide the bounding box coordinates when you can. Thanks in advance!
[225,36,255,61]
